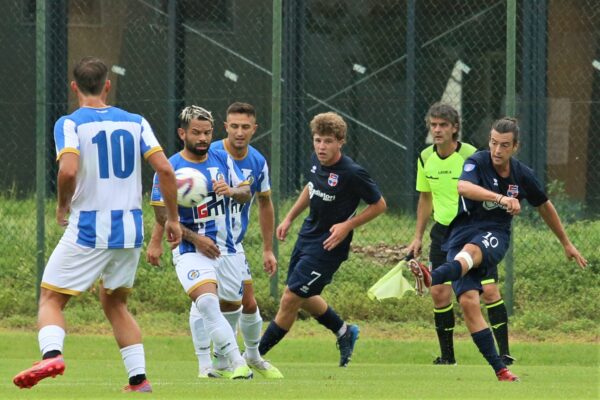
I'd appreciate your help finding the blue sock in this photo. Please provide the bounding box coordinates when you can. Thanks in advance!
[258,320,288,356]
[471,328,505,373]
[431,260,462,285]
[315,306,344,335]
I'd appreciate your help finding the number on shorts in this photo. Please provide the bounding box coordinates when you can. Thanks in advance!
[482,232,499,248]
[307,271,322,286]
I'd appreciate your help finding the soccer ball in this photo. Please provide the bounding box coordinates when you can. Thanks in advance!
[175,167,208,207]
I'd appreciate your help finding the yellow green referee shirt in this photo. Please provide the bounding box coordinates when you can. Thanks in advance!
[416,142,477,226]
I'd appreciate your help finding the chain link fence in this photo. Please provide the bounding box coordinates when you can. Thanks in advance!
[0,0,598,331]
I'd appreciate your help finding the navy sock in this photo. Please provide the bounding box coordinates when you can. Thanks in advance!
[258,320,288,356]
[315,306,344,335]
[434,304,455,361]
[431,260,463,285]
[487,299,510,356]
[471,328,505,373]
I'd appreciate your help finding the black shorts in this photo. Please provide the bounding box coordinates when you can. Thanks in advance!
[429,222,449,269]
[286,242,341,298]
[447,229,509,297]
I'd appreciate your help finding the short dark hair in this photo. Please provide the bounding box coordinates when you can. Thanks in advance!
[73,56,108,95]
[425,103,460,140]
[491,117,520,144]
[226,102,256,118]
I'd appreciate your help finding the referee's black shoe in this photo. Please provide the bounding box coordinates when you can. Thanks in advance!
[433,356,456,365]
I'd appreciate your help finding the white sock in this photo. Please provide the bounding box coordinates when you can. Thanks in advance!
[194,294,243,368]
[240,309,262,360]
[120,343,146,378]
[189,302,212,372]
[222,306,242,336]
[38,325,65,356]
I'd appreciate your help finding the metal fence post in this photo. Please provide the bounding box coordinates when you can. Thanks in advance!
[270,0,283,300]
[167,0,184,155]
[36,0,47,302]
[504,0,517,316]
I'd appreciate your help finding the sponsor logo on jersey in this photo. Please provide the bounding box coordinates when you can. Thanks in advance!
[328,173,339,187]
[464,163,475,172]
[507,184,519,198]
[493,178,498,186]
[193,192,226,221]
[311,165,317,173]
[307,182,336,202]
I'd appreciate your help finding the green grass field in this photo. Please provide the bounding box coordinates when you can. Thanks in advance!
[1,325,598,400]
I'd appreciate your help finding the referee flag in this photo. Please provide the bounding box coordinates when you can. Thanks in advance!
[367,258,415,301]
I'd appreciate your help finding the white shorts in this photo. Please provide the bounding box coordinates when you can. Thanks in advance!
[239,253,253,284]
[41,239,141,295]
[174,252,244,303]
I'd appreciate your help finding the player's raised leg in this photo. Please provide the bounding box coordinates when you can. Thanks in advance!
[13,288,68,389]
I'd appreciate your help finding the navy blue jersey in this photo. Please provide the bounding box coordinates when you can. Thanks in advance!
[446,150,547,249]
[297,153,382,262]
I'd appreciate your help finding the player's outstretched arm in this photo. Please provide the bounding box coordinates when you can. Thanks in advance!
[258,194,277,277]
[323,197,387,251]
[276,185,310,241]
[458,180,521,215]
[537,200,588,269]
[406,191,433,258]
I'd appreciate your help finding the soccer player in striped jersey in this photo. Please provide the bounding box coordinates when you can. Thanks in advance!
[13,57,181,392]
[185,102,282,379]
[410,117,587,381]
[148,105,254,379]
[406,103,513,366]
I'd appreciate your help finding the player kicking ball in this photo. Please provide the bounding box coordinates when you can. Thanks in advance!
[410,117,587,382]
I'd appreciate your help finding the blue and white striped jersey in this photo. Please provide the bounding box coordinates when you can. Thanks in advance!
[54,106,162,249]
[150,148,248,255]
[211,139,271,246]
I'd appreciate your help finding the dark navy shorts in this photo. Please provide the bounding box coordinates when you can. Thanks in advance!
[447,229,509,297]
[286,243,341,298]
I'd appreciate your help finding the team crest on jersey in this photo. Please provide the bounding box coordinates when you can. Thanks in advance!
[464,163,476,172]
[328,173,339,187]
[187,270,200,280]
[507,184,519,198]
